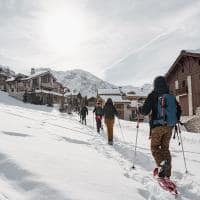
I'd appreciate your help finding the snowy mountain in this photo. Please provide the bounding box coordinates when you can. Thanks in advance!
[121,84,153,96]
[35,68,152,97]
[52,69,116,97]
[0,90,200,200]
[35,68,115,97]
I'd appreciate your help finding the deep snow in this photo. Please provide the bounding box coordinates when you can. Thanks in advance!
[0,91,200,200]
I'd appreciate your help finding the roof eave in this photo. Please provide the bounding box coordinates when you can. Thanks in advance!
[165,50,200,79]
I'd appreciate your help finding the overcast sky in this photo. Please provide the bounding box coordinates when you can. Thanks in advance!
[1,0,200,86]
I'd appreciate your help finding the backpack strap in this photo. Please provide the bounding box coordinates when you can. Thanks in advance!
[161,95,165,118]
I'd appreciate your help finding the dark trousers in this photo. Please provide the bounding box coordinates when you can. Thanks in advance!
[81,115,87,125]
[96,119,101,132]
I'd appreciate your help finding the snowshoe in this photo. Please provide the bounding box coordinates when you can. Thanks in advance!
[153,166,178,196]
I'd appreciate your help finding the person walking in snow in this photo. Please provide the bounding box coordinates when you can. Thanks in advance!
[80,105,88,125]
[103,98,118,145]
[93,102,103,133]
[139,76,181,178]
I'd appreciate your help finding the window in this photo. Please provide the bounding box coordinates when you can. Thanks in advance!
[182,67,184,73]
[182,80,186,88]
[32,78,39,88]
[115,104,123,109]
[42,75,50,83]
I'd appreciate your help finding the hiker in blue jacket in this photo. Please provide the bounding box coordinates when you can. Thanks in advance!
[139,76,181,178]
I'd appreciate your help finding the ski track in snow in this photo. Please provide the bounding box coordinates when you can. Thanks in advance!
[0,92,200,199]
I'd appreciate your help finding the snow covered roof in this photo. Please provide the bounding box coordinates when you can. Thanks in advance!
[98,88,121,95]
[99,95,130,103]
[121,86,151,98]
[22,71,56,81]
[185,49,200,54]
[35,89,63,96]
[6,77,16,82]
[64,91,80,97]
[126,91,147,97]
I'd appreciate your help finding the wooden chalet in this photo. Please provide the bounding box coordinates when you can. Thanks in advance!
[166,50,200,116]
[6,69,65,105]
[0,71,10,91]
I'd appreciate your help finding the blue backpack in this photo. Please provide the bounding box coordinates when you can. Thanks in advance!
[153,94,177,127]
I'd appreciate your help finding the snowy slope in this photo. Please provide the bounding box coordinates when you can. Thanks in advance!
[1,91,200,200]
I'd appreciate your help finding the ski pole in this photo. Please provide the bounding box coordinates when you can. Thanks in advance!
[176,127,181,146]
[177,123,188,174]
[93,112,94,129]
[117,117,126,142]
[173,125,181,145]
[132,111,140,169]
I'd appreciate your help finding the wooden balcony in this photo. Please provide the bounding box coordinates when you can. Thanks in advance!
[175,87,188,95]
[41,82,53,89]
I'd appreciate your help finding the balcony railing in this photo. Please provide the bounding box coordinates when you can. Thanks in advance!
[41,82,53,89]
[175,86,188,95]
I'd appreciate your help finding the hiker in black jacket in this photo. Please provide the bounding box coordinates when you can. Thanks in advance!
[139,76,181,178]
[80,105,88,125]
[103,98,118,145]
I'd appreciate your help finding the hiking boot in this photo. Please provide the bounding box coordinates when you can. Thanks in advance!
[158,160,169,178]
[153,168,159,177]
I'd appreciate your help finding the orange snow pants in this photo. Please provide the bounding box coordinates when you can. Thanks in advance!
[104,118,115,142]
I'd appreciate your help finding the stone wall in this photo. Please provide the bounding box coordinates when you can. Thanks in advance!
[184,116,200,133]
[196,107,200,116]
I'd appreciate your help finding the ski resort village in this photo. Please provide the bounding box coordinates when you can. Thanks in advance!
[0,49,200,200]
[1,1,200,200]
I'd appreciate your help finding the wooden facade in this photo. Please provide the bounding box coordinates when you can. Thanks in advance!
[0,73,9,91]
[87,97,97,107]
[166,50,200,116]
[6,70,65,105]
[64,91,83,113]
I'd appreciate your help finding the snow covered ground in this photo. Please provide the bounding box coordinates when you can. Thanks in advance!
[0,91,200,200]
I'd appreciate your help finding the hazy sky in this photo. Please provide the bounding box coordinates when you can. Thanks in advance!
[1,0,200,86]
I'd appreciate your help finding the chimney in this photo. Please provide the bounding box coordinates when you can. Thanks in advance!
[31,68,35,75]
[119,86,123,94]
